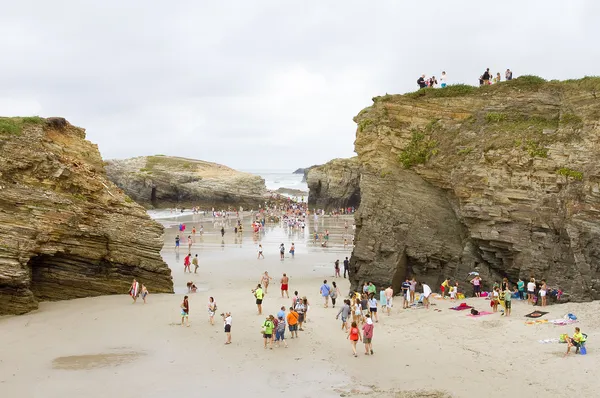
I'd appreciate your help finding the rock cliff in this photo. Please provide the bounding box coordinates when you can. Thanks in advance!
[0,117,173,315]
[349,77,600,301]
[306,158,361,210]
[105,156,267,209]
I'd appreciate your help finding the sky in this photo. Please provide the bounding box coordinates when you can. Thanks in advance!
[1,1,598,171]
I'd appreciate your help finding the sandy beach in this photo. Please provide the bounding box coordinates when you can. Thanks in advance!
[1,214,599,398]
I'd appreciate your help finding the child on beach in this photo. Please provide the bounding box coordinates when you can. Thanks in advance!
[336,299,351,330]
[503,288,512,317]
[491,287,499,312]
[289,243,295,258]
[181,296,190,327]
[347,321,362,357]
[257,244,264,259]
[208,297,216,325]
[262,315,275,349]
[141,284,148,304]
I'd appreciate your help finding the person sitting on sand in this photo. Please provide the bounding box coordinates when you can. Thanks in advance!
[565,327,586,356]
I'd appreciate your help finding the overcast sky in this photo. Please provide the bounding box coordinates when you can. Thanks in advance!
[1,1,597,171]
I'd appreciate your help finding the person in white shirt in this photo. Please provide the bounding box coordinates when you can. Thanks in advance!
[422,283,432,309]
[223,312,232,345]
[440,71,448,88]
[527,278,536,305]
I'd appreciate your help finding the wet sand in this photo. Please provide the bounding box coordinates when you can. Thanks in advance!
[1,214,599,398]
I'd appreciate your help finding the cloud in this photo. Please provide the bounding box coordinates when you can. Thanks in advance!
[0,0,596,170]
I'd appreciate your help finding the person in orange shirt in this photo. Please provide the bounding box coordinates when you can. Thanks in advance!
[287,307,299,339]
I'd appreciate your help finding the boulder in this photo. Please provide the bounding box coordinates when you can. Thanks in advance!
[306,157,361,210]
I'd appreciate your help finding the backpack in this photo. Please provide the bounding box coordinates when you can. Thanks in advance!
[471,308,479,316]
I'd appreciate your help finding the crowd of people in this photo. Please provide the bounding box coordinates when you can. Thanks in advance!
[416,68,514,89]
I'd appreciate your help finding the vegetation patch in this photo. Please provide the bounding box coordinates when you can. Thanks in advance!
[504,75,547,89]
[485,112,507,123]
[146,156,197,171]
[124,196,134,203]
[524,140,548,158]
[398,129,438,168]
[556,167,583,180]
[0,116,45,135]
[358,119,373,132]
[560,113,583,127]
[457,147,473,156]
[405,84,477,99]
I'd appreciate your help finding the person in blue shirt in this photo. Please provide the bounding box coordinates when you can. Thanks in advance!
[320,280,331,308]
[401,278,411,309]
[277,305,286,320]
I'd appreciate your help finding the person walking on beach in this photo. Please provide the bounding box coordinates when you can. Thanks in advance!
[343,257,349,278]
[330,281,340,308]
[347,321,362,357]
[471,275,482,298]
[368,294,379,323]
[287,306,299,338]
[181,296,190,327]
[208,297,217,325]
[280,273,289,298]
[320,280,331,308]
[384,286,394,314]
[363,314,374,355]
[141,284,148,304]
[175,234,180,251]
[275,315,288,348]
[260,271,272,294]
[289,242,295,258]
[183,253,191,273]
[302,297,310,323]
[220,227,225,237]
[129,279,140,303]
[223,312,232,344]
[279,243,285,260]
[257,244,264,259]
[253,284,264,315]
[192,254,199,273]
[351,297,361,325]
[294,297,306,331]
[262,315,275,349]
[187,236,192,252]
[336,299,351,330]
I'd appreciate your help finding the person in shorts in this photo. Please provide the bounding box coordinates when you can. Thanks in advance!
[504,288,512,317]
[362,314,374,355]
[287,307,299,338]
[223,312,232,344]
[275,316,288,348]
[262,315,275,349]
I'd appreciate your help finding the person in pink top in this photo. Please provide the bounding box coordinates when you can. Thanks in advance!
[362,313,375,355]
[470,275,482,297]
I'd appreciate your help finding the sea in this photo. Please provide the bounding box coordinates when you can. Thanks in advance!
[147,170,307,220]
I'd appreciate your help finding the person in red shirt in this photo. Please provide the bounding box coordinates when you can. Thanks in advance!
[347,321,362,357]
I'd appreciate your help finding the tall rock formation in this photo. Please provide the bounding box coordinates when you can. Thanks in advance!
[105,156,266,209]
[306,157,361,210]
[349,77,600,301]
[0,117,173,315]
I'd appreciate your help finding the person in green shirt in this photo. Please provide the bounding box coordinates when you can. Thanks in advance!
[504,288,512,317]
[517,278,525,300]
[566,327,586,356]
[262,315,275,349]
[253,284,264,315]
[367,282,376,295]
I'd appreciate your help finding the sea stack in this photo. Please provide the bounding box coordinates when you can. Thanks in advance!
[347,77,600,301]
[105,156,267,209]
[0,117,173,315]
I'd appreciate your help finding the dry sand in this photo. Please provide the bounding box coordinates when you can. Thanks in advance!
[1,214,599,398]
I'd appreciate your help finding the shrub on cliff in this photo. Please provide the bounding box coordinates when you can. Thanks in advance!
[405,84,476,99]
[398,130,438,168]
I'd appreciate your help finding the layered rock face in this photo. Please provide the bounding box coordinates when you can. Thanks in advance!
[349,77,600,301]
[306,157,361,210]
[0,117,173,315]
[105,156,266,209]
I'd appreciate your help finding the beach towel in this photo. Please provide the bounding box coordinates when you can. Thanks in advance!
[129,281,139,297]
[525,319,549,326]
[549,319,578,326]
[525,311,549,319]
[467,311,492,318]
[450,303,473,311]
[538,338,560,344]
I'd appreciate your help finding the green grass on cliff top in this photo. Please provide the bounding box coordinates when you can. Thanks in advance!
[375,75,600,102]
[0,116,45,135]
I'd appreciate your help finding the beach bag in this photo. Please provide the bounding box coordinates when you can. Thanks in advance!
[567,313,577,320]
[470,309,479,316]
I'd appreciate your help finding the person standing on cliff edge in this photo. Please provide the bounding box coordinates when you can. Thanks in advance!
[417,74,427,89]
